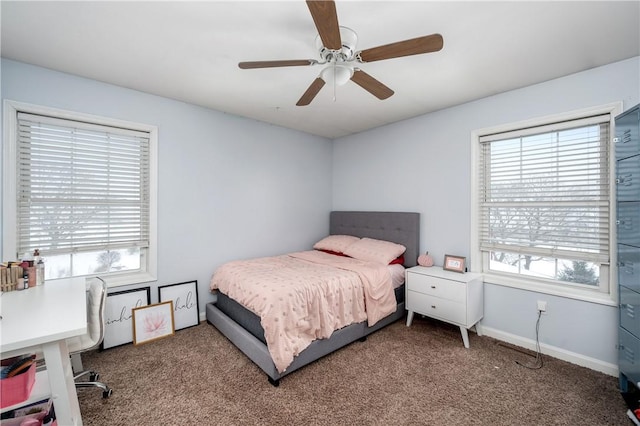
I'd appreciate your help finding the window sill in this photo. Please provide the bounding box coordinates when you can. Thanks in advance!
[95,271,156,288]
[482,272,617,307]
[46,272,156,288]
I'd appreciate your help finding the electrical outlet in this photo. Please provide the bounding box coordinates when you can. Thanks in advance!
[537,300,547,312]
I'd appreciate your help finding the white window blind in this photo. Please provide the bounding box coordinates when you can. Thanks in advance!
[16,112,150,257]
[478,114,610,264]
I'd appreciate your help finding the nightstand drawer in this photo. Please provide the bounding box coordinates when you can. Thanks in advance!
[406,291,466,324]
[406,273,465,303]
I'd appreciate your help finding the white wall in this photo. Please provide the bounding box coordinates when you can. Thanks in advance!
[333,56,640,374]
[0,59,333,312]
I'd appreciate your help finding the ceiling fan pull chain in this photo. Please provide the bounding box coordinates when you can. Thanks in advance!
[332,65,337,101]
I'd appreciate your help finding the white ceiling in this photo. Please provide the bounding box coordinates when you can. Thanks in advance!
[2,1,639,139]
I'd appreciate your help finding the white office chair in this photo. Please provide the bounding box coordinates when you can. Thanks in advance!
[66,277,113,399]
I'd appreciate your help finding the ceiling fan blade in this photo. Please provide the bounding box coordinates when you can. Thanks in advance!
[350,69,394,100]
[306,0,341,50]
[357,34,444,63]
[239,60,316,69]
[296,78,326,106]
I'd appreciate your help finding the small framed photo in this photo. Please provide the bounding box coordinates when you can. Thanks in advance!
[158,280,199,331]
[132,301,175,345]
[103,287,151,349]
[443,254,466,273]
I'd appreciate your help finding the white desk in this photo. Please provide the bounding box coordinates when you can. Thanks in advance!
[1,278,87,425]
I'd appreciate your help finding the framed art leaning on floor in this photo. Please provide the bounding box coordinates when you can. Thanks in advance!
[158,280,199,330]
[132,301,175,345]
[102,287,151,349]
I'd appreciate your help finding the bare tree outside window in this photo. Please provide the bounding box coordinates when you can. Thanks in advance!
[481,122,609,287]
[94,251,123,273]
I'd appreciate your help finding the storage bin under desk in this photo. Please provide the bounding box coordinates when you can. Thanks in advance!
[0,370,50,414]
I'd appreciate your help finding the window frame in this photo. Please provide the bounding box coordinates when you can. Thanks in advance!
[470,102,622,305]
[3,100,158,287]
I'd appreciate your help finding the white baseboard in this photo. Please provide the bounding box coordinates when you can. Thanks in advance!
[198,311,618,377]
[478,324,619,377]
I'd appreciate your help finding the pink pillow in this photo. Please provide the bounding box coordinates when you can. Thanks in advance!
[313,235,360,254]
[343,237,406,265]
[317,249,350,257]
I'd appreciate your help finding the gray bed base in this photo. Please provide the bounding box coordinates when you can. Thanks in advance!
[205,211,420,386]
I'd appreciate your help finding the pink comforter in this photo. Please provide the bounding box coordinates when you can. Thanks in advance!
[209,250,397,373]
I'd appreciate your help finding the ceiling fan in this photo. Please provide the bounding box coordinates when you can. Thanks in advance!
[238,0,444,106]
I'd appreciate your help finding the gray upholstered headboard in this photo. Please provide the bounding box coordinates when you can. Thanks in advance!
[329,211,420,267]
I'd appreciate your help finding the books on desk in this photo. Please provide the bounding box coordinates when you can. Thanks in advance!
[0,263,24,292]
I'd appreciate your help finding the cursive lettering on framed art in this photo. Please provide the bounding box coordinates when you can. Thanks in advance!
[102,287,151,349]
[158,280,199,331]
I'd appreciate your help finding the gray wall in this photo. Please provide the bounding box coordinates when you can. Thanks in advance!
[0,58,333,310]
[332,56,640,372]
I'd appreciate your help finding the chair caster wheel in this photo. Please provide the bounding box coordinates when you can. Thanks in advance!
[102,389,112,399]
[89,373,99,381]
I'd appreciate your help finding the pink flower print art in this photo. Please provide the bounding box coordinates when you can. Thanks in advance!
[143,312,168,336]
[132,301,175,345]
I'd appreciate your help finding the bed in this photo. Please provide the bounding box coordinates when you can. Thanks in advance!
[205,211,420,386]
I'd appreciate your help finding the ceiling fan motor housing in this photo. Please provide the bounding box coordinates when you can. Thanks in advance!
[316,26,358,63]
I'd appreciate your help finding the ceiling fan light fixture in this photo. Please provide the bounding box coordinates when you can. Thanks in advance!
[320,64,354,86]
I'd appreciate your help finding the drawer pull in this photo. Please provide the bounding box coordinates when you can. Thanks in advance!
[431,305,436,309]
[617,174,633,186]
[431,285,436,289]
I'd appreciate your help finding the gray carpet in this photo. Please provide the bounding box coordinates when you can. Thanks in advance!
[78,316,628,425]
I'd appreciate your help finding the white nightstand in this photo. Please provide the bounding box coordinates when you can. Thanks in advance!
[405,266,484,348]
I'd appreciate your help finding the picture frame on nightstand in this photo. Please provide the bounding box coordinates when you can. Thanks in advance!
[443,254,466,273]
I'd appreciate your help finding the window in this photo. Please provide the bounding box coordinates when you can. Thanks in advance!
[472,104,621,303]
[3,101,157,286]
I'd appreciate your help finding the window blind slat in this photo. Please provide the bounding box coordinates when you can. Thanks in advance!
[16,113,150,256]
[478,118,610,265]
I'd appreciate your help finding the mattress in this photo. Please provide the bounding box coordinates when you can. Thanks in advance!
[215,284,405,345]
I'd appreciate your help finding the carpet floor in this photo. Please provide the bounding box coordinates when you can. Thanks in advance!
[78,316,628,425]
